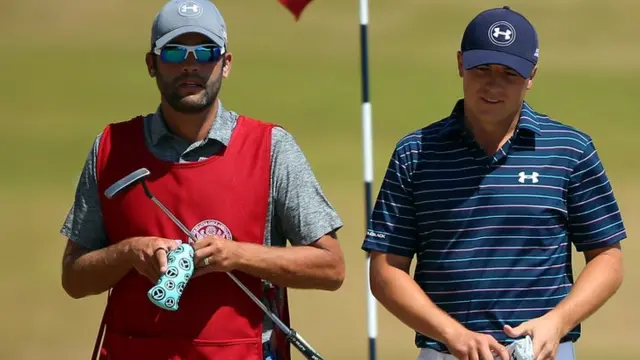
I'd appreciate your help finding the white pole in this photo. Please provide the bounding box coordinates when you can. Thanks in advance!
[359,0,377,359]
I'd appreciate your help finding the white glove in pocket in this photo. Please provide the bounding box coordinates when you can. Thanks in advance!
[499,336,534,360]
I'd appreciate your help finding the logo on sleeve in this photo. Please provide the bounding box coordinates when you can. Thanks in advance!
[367,230,386,239]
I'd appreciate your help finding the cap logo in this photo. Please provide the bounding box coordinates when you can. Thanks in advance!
[178,1,203,17]
[488,21,516,47]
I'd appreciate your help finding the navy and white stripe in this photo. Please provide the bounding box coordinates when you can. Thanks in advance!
[362,99,627,352]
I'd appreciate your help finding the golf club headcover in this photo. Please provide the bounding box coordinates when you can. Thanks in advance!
[147,243,195,311]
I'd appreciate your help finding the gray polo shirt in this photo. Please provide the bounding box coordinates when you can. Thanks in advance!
[60,100,343,347]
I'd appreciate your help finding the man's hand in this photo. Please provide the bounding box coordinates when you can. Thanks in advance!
[504,313,565,360]
[127,237,181,284]
[445,328,511,360]
[193,236,239,277]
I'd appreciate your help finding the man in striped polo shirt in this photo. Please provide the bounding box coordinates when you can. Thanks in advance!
[362,6,626,360]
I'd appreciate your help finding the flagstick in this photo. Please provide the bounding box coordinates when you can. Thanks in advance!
[359,0,377,359]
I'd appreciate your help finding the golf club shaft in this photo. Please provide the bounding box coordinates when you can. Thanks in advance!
[286,329,324,360]
[148,196,197,244]
[144,188,322,359]
[224,272,323,360]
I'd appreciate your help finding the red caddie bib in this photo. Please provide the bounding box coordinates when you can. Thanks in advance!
[92,114,291,360]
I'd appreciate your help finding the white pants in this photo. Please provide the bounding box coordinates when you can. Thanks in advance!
[417,341,575,360]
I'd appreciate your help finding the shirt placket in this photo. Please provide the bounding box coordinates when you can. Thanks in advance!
[490,130,517,167]
[461,129,517,168]
[460,130,490,168]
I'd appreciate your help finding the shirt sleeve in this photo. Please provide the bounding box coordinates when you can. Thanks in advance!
[567,140,627,252]
[60,133,109,250]
[361,139,418,258]
[270,127,343,246]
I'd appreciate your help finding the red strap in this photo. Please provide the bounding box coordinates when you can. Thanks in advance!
[91,290,111,360]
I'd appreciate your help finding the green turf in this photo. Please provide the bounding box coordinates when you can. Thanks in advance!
[1,1,638,359]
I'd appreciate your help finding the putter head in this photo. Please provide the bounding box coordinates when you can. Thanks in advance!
[104,168,151,199]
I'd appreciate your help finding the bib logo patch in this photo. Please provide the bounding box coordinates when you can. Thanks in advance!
[191,219,233,240]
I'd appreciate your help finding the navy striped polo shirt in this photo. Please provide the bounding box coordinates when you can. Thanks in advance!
[362,99,627,352]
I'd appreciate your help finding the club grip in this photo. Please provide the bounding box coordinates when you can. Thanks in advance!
[287,329,324,360]
[147,243,195,311]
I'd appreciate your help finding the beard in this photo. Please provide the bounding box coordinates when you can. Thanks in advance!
[157,72,222,114]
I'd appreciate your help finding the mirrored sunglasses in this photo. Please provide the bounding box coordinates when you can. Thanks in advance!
[154,44,225,64]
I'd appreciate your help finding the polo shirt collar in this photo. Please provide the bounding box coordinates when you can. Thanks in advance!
[149,99,236,146]
[439,99,542,137]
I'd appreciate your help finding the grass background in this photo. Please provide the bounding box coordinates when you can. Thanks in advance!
[0,0,638,359]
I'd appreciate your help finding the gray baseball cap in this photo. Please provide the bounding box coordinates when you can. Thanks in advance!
[151,0,227,50]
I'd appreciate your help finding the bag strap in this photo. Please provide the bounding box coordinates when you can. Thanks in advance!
[91,290,112,360]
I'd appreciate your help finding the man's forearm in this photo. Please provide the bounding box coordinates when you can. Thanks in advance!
[233,242,344,291]
[549,246,624,335]
[61,239,133,299]
[370,262,465,345]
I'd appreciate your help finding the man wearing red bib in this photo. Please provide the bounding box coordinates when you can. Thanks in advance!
[59,1,346,360]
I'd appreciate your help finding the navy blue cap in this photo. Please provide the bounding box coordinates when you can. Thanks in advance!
[460,6,539,78]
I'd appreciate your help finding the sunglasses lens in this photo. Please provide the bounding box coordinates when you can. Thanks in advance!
[194,47,222,63]
[161,47,187,63]
[159,46,223,63]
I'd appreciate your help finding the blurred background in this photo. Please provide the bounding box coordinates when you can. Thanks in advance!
[0,0,638,359]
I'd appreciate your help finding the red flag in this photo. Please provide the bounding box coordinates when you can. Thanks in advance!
[279,0,313,20]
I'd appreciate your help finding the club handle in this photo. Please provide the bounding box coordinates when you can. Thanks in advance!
[287,329,323,360]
